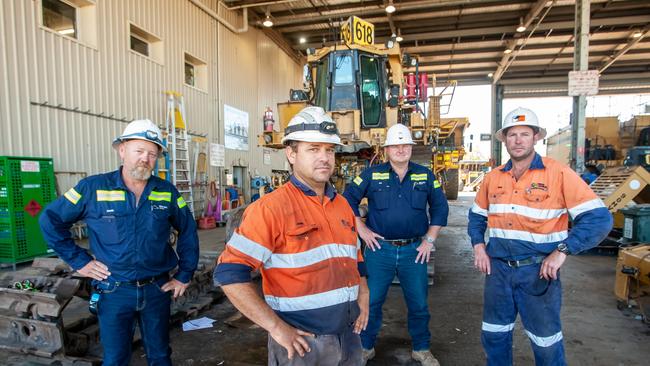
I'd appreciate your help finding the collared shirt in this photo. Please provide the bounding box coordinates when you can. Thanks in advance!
[343,161,449,240]
[39,168,199,283]
[467,153,613,259]
[215,176,366,335]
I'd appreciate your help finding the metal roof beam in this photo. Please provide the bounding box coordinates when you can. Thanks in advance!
[599,27,650,73]
[493,0,557,83]
[520,0,549,32]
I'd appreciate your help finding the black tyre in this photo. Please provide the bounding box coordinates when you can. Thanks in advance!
[444,169,459,200]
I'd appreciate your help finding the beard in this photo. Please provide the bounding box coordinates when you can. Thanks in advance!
[127,164,153,181]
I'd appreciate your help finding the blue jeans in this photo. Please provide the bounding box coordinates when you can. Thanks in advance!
[95,277,172,366]
[482,258,565,366]
[361,239,430,351]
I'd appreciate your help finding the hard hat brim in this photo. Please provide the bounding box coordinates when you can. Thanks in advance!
[382,140,416,147]
[112,137,167,155]
[281,130,343,145]
[495,125,547,142]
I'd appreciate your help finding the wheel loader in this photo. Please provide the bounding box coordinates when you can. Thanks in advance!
[259,16,466,199]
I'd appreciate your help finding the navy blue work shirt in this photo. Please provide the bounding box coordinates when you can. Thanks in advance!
[39,168,199,283]
[343,162,449,240]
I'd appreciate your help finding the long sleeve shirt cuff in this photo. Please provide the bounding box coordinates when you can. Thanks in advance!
[67,251,94,271]
[174,270,195,284]
[429,218,448,227]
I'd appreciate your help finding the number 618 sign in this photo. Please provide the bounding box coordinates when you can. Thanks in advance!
[341,16,374,46]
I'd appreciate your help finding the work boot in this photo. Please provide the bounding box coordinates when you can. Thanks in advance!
[361,348,375,365]
[411,350,440,366]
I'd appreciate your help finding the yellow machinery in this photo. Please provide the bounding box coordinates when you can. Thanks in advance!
[615,244,650,321]
[589,165,650,228]
[258,16,465,198]
[431,117,469,199]
[459,160,490,192]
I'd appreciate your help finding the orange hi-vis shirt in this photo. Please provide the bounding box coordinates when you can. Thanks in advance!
[467,154,612,259]
[215,176,365,335]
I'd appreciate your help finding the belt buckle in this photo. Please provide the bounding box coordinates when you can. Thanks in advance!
[135,278,151,287]
[507,260,520,268]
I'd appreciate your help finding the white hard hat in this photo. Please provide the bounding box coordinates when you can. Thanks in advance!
[496,107,547,142]
[383,123,415,147]
[112,119,167,155]
[281,106,342,145]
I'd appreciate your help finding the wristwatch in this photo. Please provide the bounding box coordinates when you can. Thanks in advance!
[556,242,570,255]
[424,236,436,245]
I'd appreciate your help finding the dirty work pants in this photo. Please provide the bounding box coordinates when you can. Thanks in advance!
[267,324,362,365]
[361,239,430,351]
[95,277,172,366]
[481,258,566,366]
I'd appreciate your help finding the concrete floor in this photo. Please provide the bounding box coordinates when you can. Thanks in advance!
[2,194,647,365]
[127,193,649,366]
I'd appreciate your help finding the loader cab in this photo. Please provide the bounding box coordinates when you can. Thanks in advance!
[311,49,387,129]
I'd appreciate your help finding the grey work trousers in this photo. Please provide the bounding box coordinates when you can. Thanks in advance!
[268,325,362,366]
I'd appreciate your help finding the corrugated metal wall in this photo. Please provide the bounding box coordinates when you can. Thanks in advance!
[0,0,301,195]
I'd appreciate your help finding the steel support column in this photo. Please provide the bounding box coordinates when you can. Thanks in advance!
[570,0,590,174]
[491,83,504,166]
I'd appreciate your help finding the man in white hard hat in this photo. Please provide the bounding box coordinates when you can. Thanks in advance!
[215,106,369,365]
[40,119,199,365]
[468,107,612,365]
[344,123,449,366]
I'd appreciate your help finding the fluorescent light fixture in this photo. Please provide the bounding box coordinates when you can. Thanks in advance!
[58,28,75,35]
[299,37,306,44]
[516,25,526,33]
[396,35,403,42]
[488,72,494,77]
[385,1,396,13]
[503,48,512,54]
[632,31,643,38]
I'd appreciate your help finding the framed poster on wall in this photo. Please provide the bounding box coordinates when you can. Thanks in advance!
[224,104,249,151]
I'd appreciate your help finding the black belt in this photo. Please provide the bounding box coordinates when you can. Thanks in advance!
[499,256,545,268]
[114,273,168,287]
[383,237,420,246]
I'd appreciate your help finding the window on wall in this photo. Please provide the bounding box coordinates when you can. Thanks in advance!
[130,35,148,56]
[129,23,163,63]
[185,62,195,86]
[40,0,97,47]
[184,53,207,91]
[42,0,77,38]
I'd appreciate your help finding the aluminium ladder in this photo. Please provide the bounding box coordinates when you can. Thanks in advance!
[164,91,195,218]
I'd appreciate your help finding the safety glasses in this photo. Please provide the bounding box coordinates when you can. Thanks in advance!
[284,121,338,136]
[120,130,161,143]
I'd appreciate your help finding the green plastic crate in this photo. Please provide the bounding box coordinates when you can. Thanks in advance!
[0,156,56,263]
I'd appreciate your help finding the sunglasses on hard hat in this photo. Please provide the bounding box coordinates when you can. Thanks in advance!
[284,121,338,136]
[121,130,161,142]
